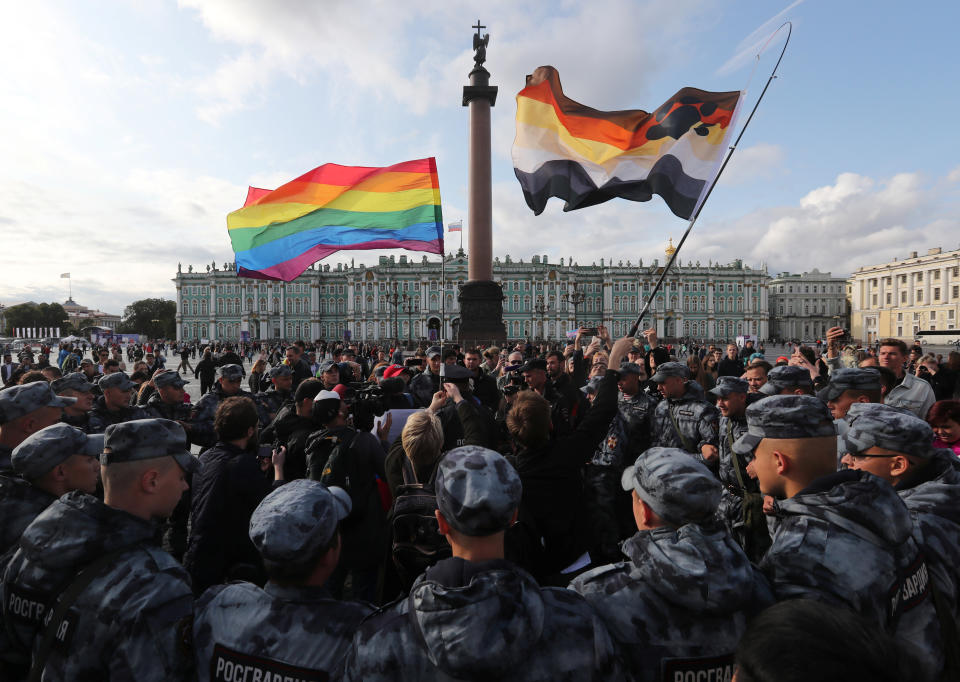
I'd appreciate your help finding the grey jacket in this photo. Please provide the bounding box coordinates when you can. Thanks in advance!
[0,492,194,680]
[762,470,944,681]
[194,581,373,681]
[339,558,621,681]
[572,523,773,682]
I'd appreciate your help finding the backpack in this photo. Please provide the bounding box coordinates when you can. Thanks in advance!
[389,456,451,589]
[306,428,359,494]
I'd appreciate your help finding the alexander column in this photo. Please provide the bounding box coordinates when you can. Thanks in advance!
[458,20,505,345]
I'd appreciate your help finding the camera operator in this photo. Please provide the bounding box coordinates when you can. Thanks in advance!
[306,390,391,602]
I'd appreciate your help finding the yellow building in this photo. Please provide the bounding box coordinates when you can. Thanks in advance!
[849,247,960,343]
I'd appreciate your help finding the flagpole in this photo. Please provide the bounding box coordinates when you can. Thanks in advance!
[627,21,792,339]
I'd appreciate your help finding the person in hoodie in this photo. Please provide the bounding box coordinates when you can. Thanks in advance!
[183,396,286,595]
[193,479,374,681]
[738,395,945,681]
[266,378,321,481]
[0,424,102,557]
[571,447,773,682]
[650,361,720,472]
[0,418,197,681]
[86,371,140,434]
[339,446,622,681]
[841,404,960,642]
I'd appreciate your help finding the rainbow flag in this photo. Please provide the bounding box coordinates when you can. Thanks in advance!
[227,158,444,280]
[512,66,742,220]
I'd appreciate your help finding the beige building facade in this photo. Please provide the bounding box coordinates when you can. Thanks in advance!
[849,247,960,343]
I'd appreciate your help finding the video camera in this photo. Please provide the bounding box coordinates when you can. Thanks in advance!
[339,381,388,431]
[502,368,527,396]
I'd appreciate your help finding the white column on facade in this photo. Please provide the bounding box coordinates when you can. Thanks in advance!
[924,269,932,308]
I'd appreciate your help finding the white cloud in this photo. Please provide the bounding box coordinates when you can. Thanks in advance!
[947,166,960,184]
[721,143,786,186]
[180,0,713,124]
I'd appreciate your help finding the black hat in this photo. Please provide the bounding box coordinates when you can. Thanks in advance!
[520,358,547,373]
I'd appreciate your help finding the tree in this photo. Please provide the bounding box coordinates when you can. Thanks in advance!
[118,298,177,339]
[3,302,68,336]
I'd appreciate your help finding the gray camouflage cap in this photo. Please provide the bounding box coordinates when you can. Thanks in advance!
[758,365,813,395]
[153,370,189,389]
[621,447,721,526]
[249,479,351,563]
[318,360,338,374]
[733,395,836,455]
[842,403,938,460]
[818,368,881,402]
[219,364,244,381]
[650,361,690,383]
[99,371,136,391]
[12,423,104,480]
[618,362,645,376]
[266,364,293,379]
[0,382,75,424]
[435,446,522,537]
[581,376,603,395]
[101,418,200,474]
[709,376,748,397]
[51,372,94,394]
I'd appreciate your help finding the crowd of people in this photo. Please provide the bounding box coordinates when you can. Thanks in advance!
[1,325,960,680]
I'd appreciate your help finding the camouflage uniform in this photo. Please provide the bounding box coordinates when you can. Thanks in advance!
[253,387,293,429]
[190,368,254,449]
[53,373,95,433]
[843,403,960,632]
[584,369,656,563]
[138,391,194,422]
[339,446,621,681]
[573,448,772,681]
[87,395,140,434]
[739,396,945,681]
[0,383,76,472]
[194,480,373,681]
[0,419,198,680]
[0,424,104,558]
[0,475,54,558]
[650,376,719,465]
[409,367,442,408]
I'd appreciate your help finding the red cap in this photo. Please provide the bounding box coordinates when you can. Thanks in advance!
[776,356,789,363]
[383,364,407,378]
[331,384,349,399]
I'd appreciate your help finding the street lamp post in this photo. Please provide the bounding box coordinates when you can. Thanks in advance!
[534,295,547,340]
[387,283,403,344]
[561,282,586,329]
[403,296,412,343]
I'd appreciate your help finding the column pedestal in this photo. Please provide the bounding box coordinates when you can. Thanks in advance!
[458,280,505,346]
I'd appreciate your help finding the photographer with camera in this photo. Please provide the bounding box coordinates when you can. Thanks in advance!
[306,390,391,602]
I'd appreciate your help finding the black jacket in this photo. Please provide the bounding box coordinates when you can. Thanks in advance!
[511,369,619,579]
[183,441,276,595]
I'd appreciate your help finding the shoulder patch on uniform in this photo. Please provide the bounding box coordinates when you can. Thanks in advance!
[210,642,328,681]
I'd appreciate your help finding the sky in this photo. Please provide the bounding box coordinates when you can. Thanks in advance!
[1,0,959,315]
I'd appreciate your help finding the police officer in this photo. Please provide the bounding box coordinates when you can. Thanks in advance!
[819,367,883,462]
[650,361,720,470]
[572,447,773,681]
[190,364,253,449]
[0,419,197,680]
[87,371,139,434]
[339,446,622,681]
[738,395,944,681]
[254,364,294,429]
[757,364,815,396]
[710,376,769,560]
[52,373,95,432]
[0,424,102,556]
[842,403,960,641]
[583,361,655,564]
[317,359,341,390]
[0,382,74,472]
[139,369,195,426]
[409,346,443,407]
[193,479,374,680]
